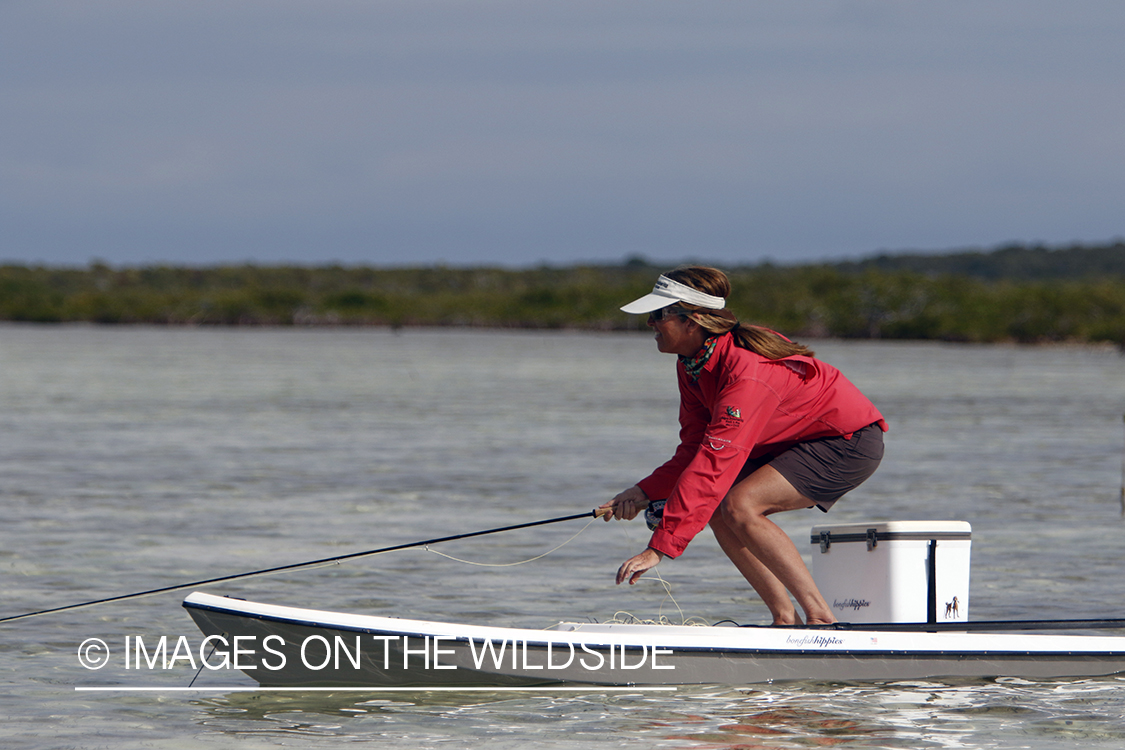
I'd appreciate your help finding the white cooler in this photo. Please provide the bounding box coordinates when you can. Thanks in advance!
[809,520,972,624]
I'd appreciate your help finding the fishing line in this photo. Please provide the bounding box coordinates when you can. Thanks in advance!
[423,517,597,567]
[610,510,691,626]
[188,633,225,688]
[607,610,711,628]
[0,509,604,624]
[644,567,688,626]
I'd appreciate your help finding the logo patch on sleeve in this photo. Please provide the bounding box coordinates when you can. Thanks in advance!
[719,406,743,429]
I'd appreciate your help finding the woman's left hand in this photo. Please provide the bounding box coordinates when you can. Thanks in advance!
[616,548,665,585]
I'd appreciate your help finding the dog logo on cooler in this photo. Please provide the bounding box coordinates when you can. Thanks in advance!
[944,596,960,619]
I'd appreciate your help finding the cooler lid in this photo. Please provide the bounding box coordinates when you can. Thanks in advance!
[809,520,971,550]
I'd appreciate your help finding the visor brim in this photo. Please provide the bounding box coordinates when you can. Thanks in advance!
[620,293,680,314]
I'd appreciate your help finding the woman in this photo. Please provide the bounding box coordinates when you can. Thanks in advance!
[599,267,886,626]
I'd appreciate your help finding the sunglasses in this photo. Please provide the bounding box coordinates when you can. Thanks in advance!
[649,306,689,323]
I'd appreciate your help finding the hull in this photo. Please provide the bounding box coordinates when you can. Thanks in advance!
[183,592,1125,687]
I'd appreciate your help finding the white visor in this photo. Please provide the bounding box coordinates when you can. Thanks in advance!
[620,275,726,314]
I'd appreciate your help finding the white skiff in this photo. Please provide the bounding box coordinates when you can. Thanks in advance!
[183,591,1125,687]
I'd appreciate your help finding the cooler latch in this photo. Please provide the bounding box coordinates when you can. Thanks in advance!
[866,528,878,551]
[819,531,831,553]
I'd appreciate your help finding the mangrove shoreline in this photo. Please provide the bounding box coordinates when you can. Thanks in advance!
[2,242,1123,346]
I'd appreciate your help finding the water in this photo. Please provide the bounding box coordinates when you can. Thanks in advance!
[2,324,1124,749]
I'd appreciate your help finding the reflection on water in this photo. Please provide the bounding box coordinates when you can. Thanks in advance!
[186,677,1125,749]
[2,326,1124,748]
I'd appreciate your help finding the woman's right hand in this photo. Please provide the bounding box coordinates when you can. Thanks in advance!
[598,485,649,522]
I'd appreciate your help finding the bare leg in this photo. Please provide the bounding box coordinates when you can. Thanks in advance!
[717,465,837,625]
[710,509,803,625]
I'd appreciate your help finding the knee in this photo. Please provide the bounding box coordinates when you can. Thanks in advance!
[708,503,733,533]
[719,492,765,529]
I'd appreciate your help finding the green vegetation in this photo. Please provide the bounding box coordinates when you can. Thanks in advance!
[2,242,1124,345]
[831,241,1125,280]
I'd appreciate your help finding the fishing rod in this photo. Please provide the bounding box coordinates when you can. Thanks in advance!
[1,508,607,624]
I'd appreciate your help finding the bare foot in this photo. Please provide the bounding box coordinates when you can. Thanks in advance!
[771,616,805,627]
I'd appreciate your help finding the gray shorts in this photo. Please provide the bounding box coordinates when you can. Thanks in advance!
[738,423,885,512]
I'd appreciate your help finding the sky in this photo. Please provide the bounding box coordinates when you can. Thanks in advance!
[2,1,1123,269]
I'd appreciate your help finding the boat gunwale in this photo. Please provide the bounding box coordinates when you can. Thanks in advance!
[183,592,1125,659]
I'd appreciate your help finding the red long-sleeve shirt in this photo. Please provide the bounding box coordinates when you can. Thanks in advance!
[637,333,886,558]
